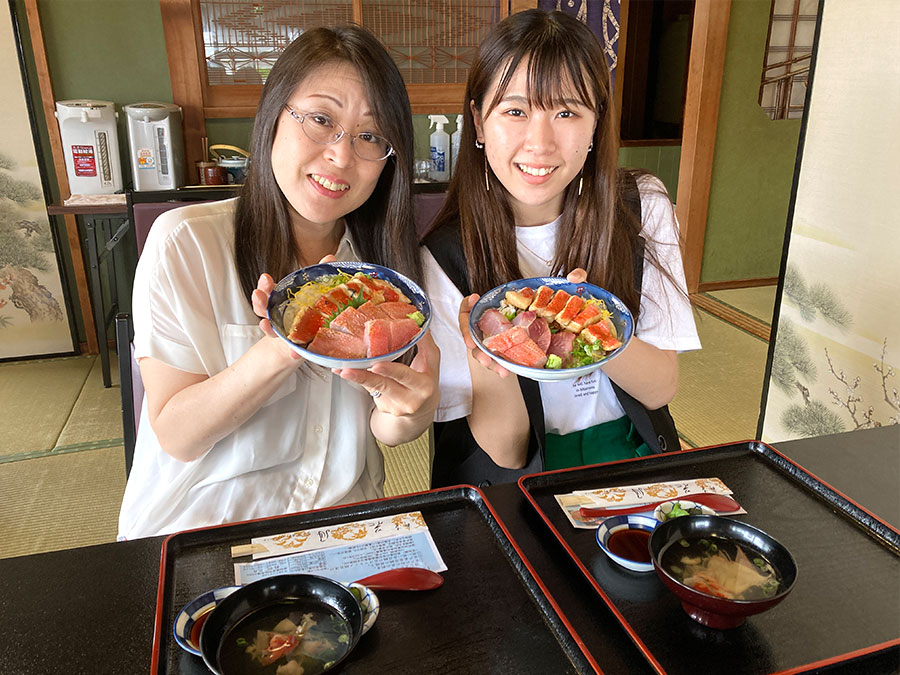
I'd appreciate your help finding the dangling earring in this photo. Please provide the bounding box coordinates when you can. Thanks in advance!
[577,171,584,197]
[475,140,484,149]
[484,154,490,191]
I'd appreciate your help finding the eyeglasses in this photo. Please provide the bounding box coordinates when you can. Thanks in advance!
[283,105,394,162]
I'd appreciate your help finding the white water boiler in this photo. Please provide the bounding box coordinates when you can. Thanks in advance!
[124,102,185,191]
[55,100,123,194]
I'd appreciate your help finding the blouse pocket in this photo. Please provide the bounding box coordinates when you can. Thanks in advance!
[222,323,297,406]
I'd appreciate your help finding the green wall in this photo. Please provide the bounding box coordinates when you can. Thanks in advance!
[701,0,802,283]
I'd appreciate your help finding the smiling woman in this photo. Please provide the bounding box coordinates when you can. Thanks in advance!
[422,9,701,487]
[117,25,440,540]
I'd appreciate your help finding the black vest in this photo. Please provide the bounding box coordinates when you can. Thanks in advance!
[424,171,680,487]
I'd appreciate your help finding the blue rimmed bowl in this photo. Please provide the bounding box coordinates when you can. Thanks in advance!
[173,585,241,655]
[267,262,431,370]
[469,277,634,382]
[595,514,659,573]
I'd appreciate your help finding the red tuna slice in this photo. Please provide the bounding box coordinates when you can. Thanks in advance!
[308,326,366,359]
[483,325,530,354]
[314,294,338,316]
[329,306,368,337]
[582,322,622,351]
[389,318,421,352]
[364,320,392,357]
[288,306,325,344]
[505,287,535,309]
[478,308,512,337]
[538,289,570,319]
[513,311,551,352]
[528,285,554,312]
[370,277,409,303]
[555,295,585,328]
[378,301,417,320]
[345,278,374,301]
[566,303,602,332]
[358,302,390,321]
[547,331,576,358]
[324,285,352,307]
[503,338,549,369]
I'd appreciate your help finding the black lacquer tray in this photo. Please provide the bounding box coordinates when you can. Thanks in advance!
[152,486,598,674]
[519,441,900,675]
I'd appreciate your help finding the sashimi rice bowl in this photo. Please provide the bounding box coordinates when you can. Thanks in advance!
[469,277,634,382]
[267,262,431,369]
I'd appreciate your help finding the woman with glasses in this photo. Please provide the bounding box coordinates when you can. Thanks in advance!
[422,10,700,486]
[119,26,439,539]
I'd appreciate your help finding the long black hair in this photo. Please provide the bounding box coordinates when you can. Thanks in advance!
[429,10,678,318]
[234,25,419,301]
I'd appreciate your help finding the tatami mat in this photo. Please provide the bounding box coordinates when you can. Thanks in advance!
[0,355,93,457]
[671,308,769,449]
[707,286,777,325]
[381,431,432,497]
[55,351,124,448]
[0,445,126,559]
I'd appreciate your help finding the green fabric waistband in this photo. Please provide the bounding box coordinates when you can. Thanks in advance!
[545,416,652,470]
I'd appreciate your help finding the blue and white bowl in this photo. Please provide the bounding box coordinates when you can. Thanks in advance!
[267,262,432,370]
[345,582,380,635]
[173,585,241,655]
[469,277,634,382]
[595,514,659,573]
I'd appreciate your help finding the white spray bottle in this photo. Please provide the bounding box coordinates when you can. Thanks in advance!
[428,114,450,181]
[450,114,463,178]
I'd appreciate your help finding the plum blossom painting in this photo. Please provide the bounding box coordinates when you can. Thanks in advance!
[0,6,74,359]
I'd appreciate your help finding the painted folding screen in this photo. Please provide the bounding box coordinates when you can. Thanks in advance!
[759,0,899,440]
[0,6,74,359]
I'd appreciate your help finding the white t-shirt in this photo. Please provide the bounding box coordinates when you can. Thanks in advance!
[118,199,384,539]
[423,175,701,436]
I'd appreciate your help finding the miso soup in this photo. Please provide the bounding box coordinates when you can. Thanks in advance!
[660,534,782,601]
[218,602,351,675]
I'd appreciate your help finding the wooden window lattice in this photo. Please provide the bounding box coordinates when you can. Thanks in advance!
[759,0,818,121]
[199,0,499,87]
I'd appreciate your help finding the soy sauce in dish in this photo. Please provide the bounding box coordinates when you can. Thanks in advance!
[607,529,652,562]
[189,606,215,649]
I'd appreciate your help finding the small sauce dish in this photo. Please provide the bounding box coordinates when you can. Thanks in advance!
[174,585,241,655]
[595,514,659,573]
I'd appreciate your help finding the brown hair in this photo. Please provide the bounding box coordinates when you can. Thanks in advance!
[234,25,420,301]
[429,9,678,318]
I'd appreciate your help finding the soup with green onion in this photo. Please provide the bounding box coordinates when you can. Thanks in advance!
[659,534,782,601]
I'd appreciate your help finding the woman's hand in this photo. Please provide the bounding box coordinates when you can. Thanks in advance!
[459,294,512,377]
[334,332,441,446]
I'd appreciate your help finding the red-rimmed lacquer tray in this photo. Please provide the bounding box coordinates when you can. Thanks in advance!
[151,486,599,674]
[518,441,900,675]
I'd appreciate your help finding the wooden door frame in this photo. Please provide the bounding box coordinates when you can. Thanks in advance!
[675,0,732,294]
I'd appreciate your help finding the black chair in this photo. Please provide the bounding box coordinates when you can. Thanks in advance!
[117,187,237,476]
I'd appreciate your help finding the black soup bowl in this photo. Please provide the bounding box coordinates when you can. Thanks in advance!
[649,515,798,630]
[199,574,365,674]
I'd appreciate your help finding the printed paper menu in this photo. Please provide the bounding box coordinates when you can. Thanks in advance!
[234,530,447,586]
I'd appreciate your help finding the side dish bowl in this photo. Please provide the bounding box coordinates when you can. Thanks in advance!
[652,499,715,523]
[469,277,634,382]
[174,585,241,655]
[595,514,658,573]
[199,574,366,674]
[649,515,798,629]
[267,262,431,370]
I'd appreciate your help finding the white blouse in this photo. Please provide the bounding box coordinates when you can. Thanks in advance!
[118,199,384,539]
[423,174,701,435]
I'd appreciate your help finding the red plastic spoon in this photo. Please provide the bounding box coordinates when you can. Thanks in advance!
[578,493,741,519]
[354,567,444,591]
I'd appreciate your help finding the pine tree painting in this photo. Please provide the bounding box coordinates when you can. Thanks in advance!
[0,8,73,357]
[770,264,897,437]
